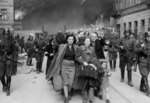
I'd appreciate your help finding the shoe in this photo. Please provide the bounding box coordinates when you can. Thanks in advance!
[40,70,44,73]
[106,99,110,103]
[98,94,103,100]
[89,100,93,103]
[120,78,124,82]
[82,99,88,103]
[36,71,40,74]
[64,97,69,103]
[6,90,10,96]
[61,89,64,96]
[147,92,150,97]
[140,87,146,93]
[128,81,133,87]
[128,71,133,87]
[3,86,7,92]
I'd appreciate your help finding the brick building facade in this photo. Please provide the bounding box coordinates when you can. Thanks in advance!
[112,0,150,37]
[0,0,14,30]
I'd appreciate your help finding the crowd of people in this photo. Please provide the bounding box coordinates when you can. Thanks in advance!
[0,28,150,103]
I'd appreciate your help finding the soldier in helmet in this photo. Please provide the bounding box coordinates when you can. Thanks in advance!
[116,30,135,87]
[107,34,119,71]
[25,34,35,66]
[34,33,47,74]
[0,33,16,96]
[135,32,150,96]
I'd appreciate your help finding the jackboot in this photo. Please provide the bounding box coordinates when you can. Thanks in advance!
[120,69,125,82]
[128,70,133,87]
[6,88,10,96]
[64,97,69,103]
[114,60,116,71]
[140,77,146,92]
[109,60,113,71]
[39,63,43,73]
[29,59,32,65]
[144,77,150,97]
[36,63,40,74]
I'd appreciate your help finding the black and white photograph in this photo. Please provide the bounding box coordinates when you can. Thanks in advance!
[0,0,150,103]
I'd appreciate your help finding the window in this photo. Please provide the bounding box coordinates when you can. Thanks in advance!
[134,21,138,35]
[116,24,121,36]
[1,9,7,20]
[124,23,126,31]
[141,20,145,34]
[0,0,7,2]
[148,19,150,31]
[129,22,132,30]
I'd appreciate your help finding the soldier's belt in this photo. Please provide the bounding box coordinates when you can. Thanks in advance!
[140,54,150,59]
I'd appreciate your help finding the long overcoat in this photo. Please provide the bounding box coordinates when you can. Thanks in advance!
[46,44,78,81]
[73,45,104,90]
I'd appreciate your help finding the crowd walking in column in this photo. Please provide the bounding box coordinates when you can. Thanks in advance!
[0,28,150,103]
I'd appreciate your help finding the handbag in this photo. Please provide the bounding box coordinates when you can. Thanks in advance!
[53,74,63,91]
[78,64,98,79]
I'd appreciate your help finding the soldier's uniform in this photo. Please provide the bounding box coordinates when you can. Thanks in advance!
[25,36,35,66]
[0,34,15,96]
[108,36,119,71]
[135,32,150,96]
[116,31,135,87]
[34,35,46,74]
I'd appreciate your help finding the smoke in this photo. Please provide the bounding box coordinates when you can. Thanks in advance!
[15,0,114,34]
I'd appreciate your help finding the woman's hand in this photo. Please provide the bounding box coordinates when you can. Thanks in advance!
[83,62,88,66]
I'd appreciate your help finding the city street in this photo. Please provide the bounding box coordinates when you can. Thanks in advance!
[0,55,150,103]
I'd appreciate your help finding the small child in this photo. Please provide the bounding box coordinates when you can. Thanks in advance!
[99,60,111,103]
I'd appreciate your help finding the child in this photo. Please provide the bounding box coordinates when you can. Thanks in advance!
[99,60,111,103]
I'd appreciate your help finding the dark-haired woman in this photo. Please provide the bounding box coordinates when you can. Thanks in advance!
[45,39,55,75]
[46,34,78,103]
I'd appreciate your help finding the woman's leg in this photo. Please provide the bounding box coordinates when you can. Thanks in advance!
[63,85,69,97]
[89,87,94,103]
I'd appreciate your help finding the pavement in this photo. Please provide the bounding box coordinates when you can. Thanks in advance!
[0,55,150,103]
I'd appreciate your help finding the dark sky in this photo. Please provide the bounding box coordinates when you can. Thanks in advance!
[15,0,114,34]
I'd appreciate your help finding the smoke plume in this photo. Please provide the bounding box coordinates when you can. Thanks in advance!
[15,0,114,34]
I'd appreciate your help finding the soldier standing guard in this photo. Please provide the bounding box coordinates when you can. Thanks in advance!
[108,35,119,71]
[0,32,15,96]
[34,33,47,74]
[116,30,135,87]
[25,34,35,66]
[135,32,150,97]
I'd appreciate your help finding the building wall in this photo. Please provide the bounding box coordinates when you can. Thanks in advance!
[116,9,150,36]
[0,0,14,30]
[114,0,150,37]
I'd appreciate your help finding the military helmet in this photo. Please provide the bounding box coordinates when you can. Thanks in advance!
[124,29,132,34]
[145,32,150,37]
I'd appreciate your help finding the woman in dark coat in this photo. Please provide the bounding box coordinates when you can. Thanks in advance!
[46,34,78,103]
[75,37,104,103]
[91,32,105,59]
[45,38,55,75]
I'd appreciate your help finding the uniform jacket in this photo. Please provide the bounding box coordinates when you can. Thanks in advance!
[116,36,135,56]
[108,38,119,60]
[135,40,150,64]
